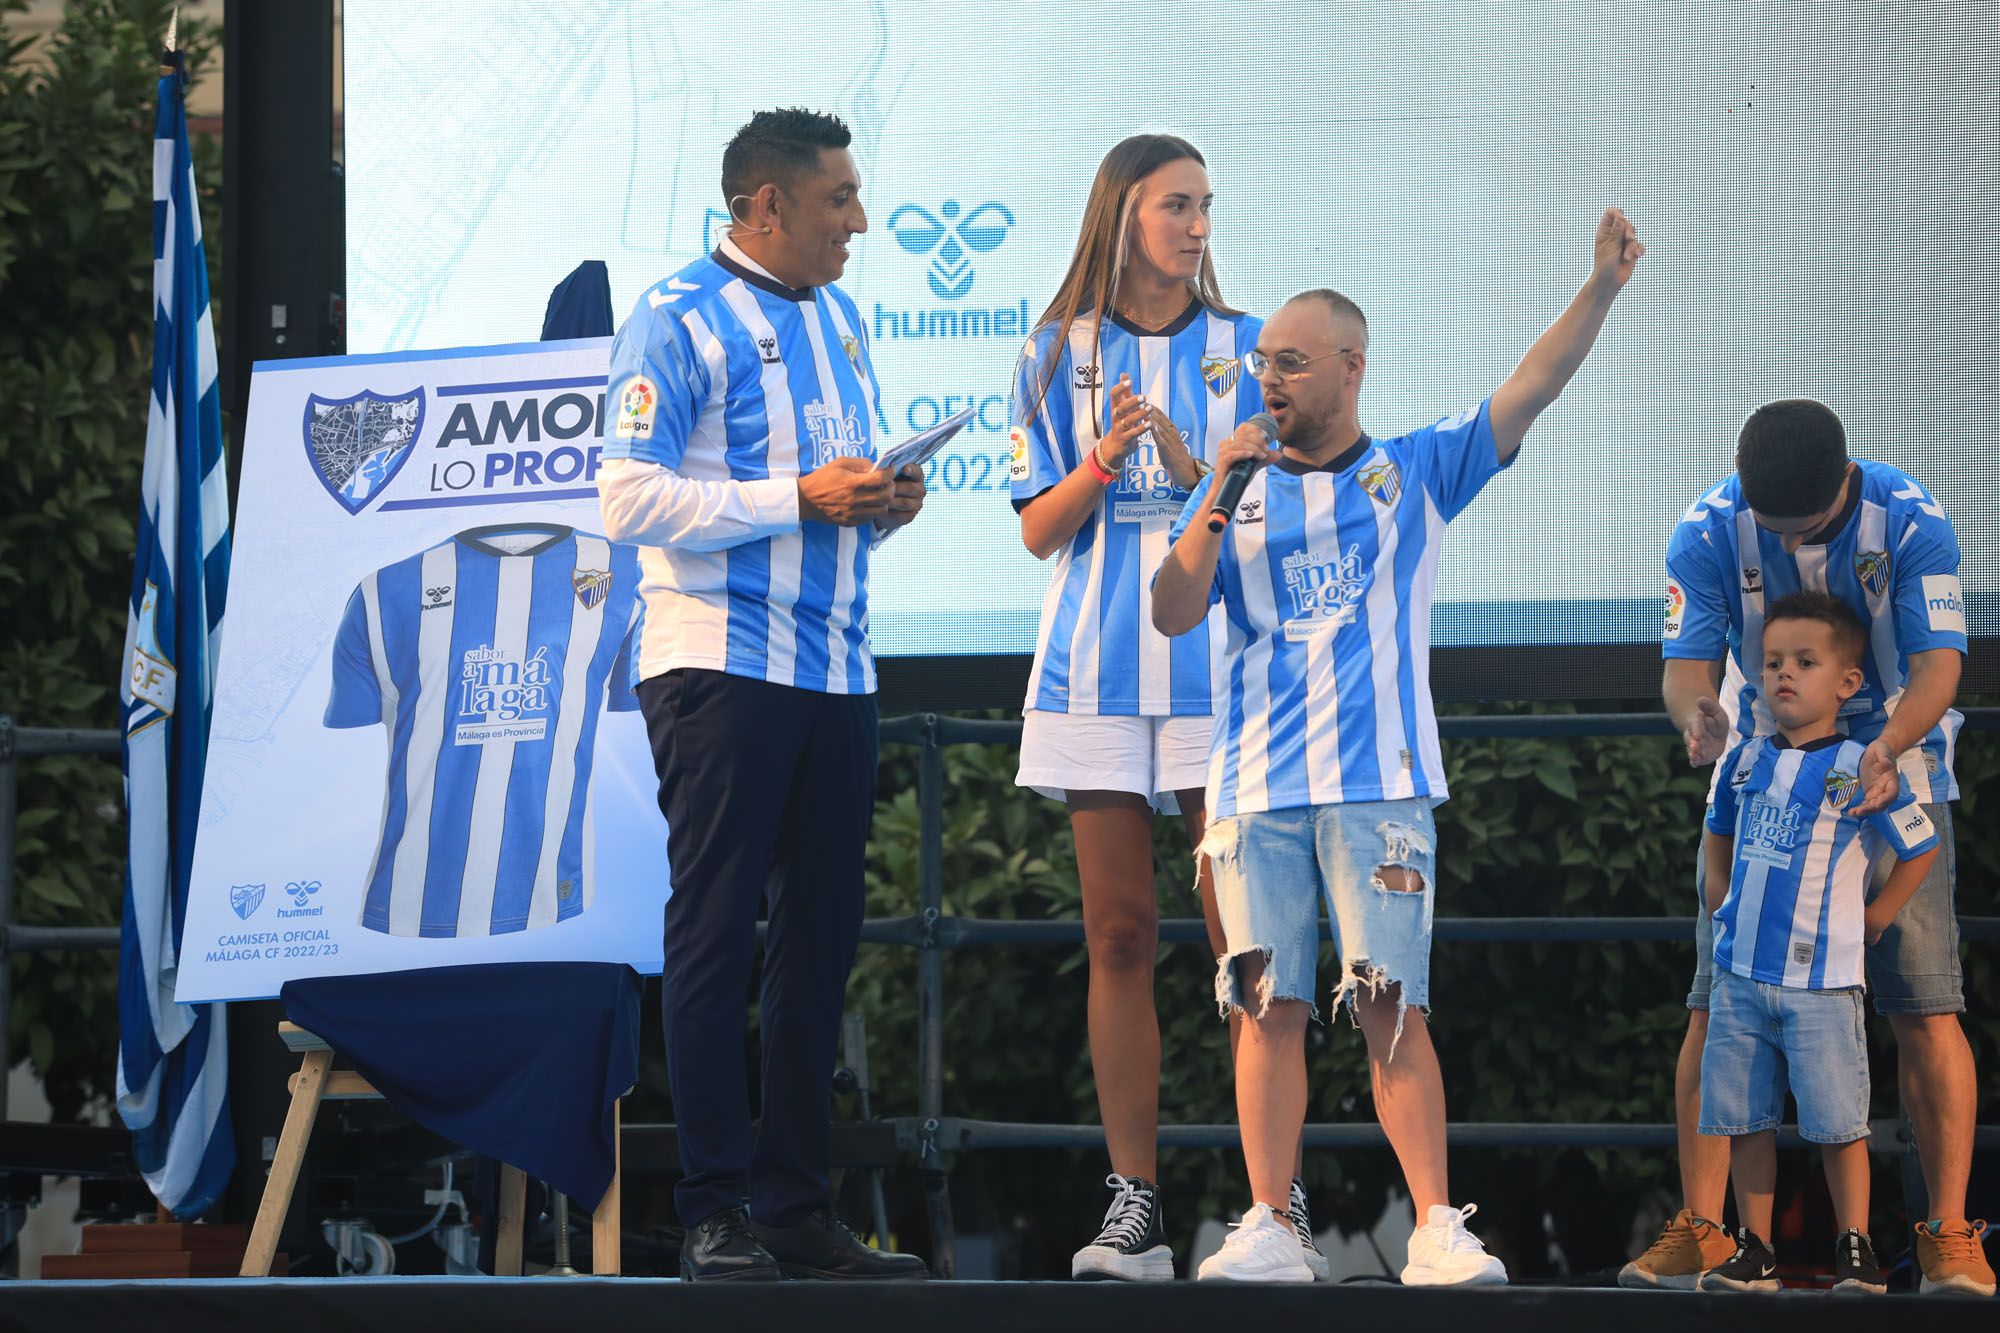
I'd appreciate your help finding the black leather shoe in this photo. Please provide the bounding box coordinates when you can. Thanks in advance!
[751,1210,930,1280]
[680,1206,783,1282]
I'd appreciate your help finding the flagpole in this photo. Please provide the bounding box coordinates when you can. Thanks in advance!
[116,2,236,1223]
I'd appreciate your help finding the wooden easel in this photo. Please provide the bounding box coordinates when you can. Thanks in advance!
[240,1021,622,1276]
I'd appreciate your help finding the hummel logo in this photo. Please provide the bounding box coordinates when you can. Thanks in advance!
[1074,364,1102,389]
[757,335,781,365]
[1237,500,1264,525]
[422,584,454,611]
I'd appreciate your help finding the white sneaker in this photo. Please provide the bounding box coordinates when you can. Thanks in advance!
[1402,1203,1508,1287]
[1289,1177,1331,1282]
[1196,1203,1314,1283]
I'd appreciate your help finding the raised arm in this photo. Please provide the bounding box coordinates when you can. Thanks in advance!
[1488,208,1645,461]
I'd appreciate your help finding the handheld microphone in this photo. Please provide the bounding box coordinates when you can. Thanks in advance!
[1207,412,1278,532]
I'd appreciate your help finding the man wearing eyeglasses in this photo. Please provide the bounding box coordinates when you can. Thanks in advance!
[1152,209,1642,1284]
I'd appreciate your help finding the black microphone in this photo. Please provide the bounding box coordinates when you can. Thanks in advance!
[1207,411,1278,532]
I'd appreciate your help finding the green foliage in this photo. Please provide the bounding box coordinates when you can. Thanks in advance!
[850,705,1999,1277]
[0,0,219,1119]
[0,4,1991,1275]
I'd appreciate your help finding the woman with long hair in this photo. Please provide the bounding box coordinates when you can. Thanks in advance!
[1007,134,1317,1281]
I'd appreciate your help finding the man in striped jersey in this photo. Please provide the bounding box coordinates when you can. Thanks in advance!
[326,525,640,938]
[1154,208,1643,1285]
[1631,398,1990,1296]
[1696,592,1938,1296]
[598,108,928,1282]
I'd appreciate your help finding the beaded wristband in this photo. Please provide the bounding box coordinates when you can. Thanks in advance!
[1084,442,1118,484]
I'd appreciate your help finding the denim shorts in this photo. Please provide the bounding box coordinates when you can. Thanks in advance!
[1698,968,1870,1143]
[1200,798,1435,1039]
[1689,802,1961,1017]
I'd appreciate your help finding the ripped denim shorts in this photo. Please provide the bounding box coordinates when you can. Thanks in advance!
[1200,798,1436,1036]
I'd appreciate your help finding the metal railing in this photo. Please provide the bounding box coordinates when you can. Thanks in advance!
[0,720,123,1121]
[2,709,1994,1278]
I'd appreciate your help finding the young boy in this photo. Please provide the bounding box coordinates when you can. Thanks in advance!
[1698,592,1940,1295]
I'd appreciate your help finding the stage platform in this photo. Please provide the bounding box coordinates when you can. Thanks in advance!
[8,1276,1995,1333]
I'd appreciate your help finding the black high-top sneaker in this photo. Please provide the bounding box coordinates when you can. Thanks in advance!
[1699,1227,1781,1292]
[1071,1173,1173,1280]
[1831,1229,1887,1295]
[1289,1177,1330,1282]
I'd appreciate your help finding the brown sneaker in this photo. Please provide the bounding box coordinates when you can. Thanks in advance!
[1618,1208,1735,1290]
[1914,1218,1996,1297]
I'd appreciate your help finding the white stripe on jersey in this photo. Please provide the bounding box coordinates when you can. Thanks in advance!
[358,570,403,917]
[1779,776,1842,988]
[821,299,877,438]
[454,553,533,936]
[528,535,615,929]
[1202,321,1234,713]
[1063,321,1107,714]
[633,313,734,676]
[1299,476,1344,806]
[1856,502,1902,715]
[1408,496,1448,790]
[1364,455,1413,800]
[391,541,457,938]
[1136,334,1172,714]
[719,281,806,686]
[1024,545,1069,711]
[796,306,859,687]
[1229,506,1280,813]
[1725,749,1800,972]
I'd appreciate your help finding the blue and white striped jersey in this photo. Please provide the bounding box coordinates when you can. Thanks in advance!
[1171,400,1509,818]
[1665,460,1966,801]
[326,527,642,939]
[1010,305,1263,716]
[1708,734,1937,990]
[600,239,881,695]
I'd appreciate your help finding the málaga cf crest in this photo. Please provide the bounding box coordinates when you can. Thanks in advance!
[1201,355,1241,398]
[572,568,612,611]
[1854,549,1890,599]
[230,883,266,920]
[1359,459,1402,508]
[304,388,426,514]
[1824,769,1860,808]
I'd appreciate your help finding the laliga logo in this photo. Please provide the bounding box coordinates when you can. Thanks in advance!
[886,200,1015,300]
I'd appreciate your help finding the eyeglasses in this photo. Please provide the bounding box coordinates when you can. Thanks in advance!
[1242,347,1352,380]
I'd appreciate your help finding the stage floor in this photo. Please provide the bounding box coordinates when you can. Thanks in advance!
[7,1276,1995,1333]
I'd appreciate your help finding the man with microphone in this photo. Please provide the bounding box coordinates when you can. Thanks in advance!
[1152,209,1643,1283]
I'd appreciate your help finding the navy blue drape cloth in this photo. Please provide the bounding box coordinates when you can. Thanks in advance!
[281,962,641,1208]
[540,260,614,340]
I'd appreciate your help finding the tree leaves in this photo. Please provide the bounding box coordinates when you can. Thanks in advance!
[0,0,219,1122]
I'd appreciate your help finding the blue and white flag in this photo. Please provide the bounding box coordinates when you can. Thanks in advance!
[114,34,234,1219]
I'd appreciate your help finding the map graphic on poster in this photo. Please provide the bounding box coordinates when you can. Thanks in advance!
[178,339,669,1002]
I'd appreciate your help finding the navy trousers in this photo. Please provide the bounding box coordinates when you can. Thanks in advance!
[638,668,877,1229]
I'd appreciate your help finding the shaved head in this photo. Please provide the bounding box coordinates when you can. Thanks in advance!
[1285,288,1369,349]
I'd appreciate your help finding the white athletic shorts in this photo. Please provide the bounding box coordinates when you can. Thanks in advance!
[1016,710,1214,814]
